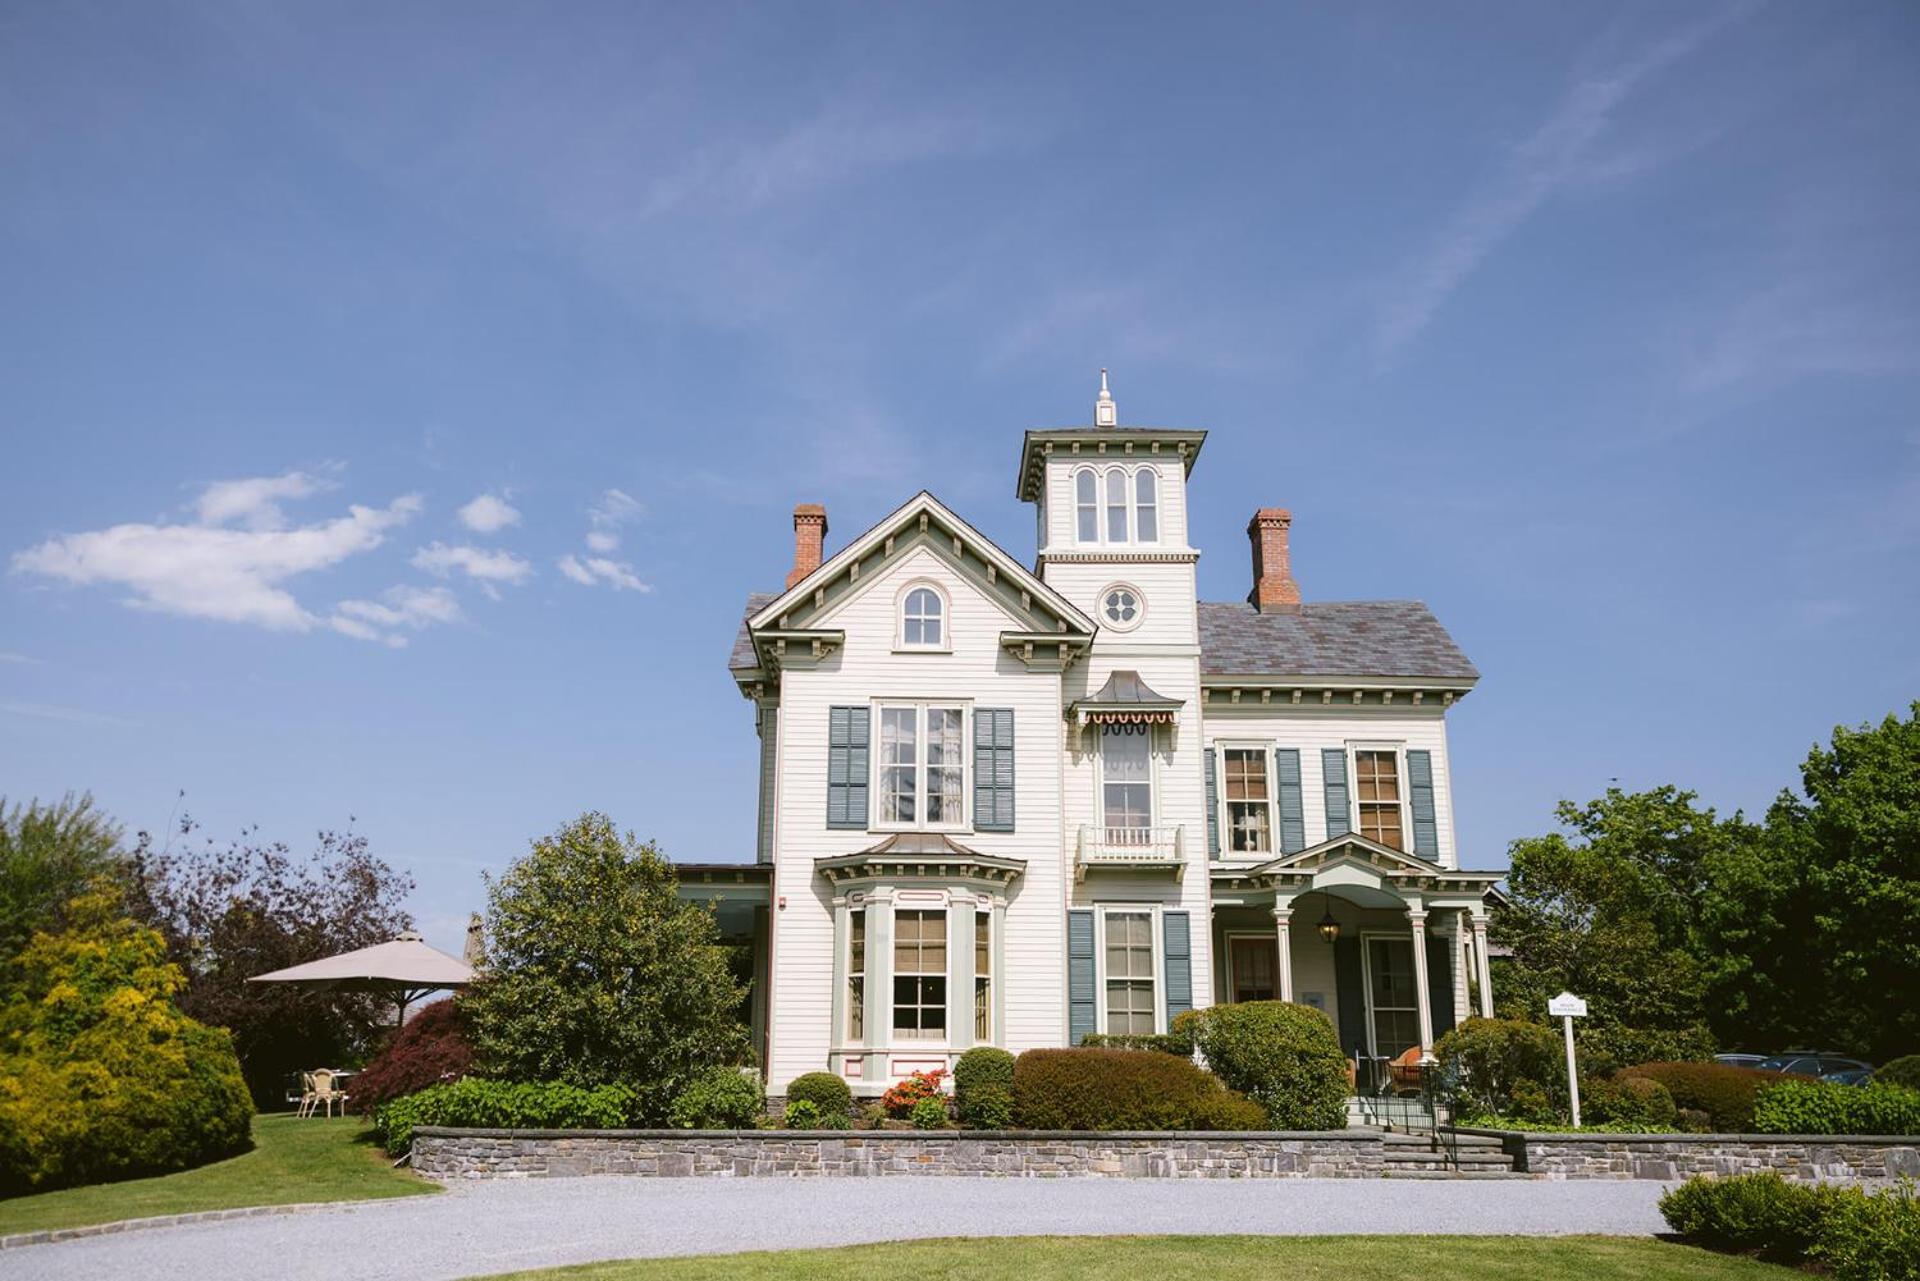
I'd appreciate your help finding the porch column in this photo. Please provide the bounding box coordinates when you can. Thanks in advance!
[1408,907,1435,1057]
[863,891,894,1083]
[1471,910,1495,1020]
[1271,900,1295,1003]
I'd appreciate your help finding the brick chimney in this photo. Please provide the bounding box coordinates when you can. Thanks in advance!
[786,504,828,589]
[1247,508,1301,612]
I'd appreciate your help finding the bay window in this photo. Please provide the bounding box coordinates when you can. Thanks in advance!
[892,909,947,1040]
[878,704,965,826]
[974,911,992,1041]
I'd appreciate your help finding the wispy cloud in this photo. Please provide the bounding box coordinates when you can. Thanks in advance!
[456,492,520,533]
[0,652,42,665]
[1374,8,1751,361]
[586,489,642,552]
[12,480,422,631]
[1,701,136,727]
[328,585,462,647]
[556,555,649,593]
[410,541,534,599]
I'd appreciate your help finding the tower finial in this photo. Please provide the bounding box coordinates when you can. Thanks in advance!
[1095,367,1117,427]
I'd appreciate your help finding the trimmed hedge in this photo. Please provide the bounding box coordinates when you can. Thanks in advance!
[1189,1001,1349,1130]
[1581,1075,1678,1131]
[1079,1032,1193,1055]
[1879,1056,1920,1091]
[1753,1080,1920,1136]
[953,1047,1015,1128]
[1661,1173,1920,1281]
[371,1078,634,1155]
[783,1072,853,1124]
[667,1066,764,1129]
[1617,1061,1786,1133]
[1010,1048,1262,1131]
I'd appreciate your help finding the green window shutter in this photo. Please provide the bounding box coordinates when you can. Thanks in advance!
[1274,748,1306,853]
[1067,910,1096,1045]
[1406,750,1439,860]
[1203,747,1221,859]
[1322,748,1351,839]
[1334,936,1367,1058]
[826,706,869,830]
[1162,910,1192,1022]
[972,709,1015,832]
[1426,934,1457,1041]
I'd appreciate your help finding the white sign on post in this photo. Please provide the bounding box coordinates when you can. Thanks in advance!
[1550,991,1588,1127]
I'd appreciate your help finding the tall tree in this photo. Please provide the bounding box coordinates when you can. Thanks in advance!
[464,812,748,1122]
[131,816,414,1108]
[0,793,134,975]
[1703,703,1920,1059]
[1492,786,1743,1066]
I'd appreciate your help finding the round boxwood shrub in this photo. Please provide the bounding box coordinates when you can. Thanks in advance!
[1433,1017,1563,1123]
[953,1047,1015,1127]
[1877,1055,1920,1091]
[1190,1001,1349,1130]
[910,1097,948,1130]
[1618,1061,1785,1133]
[667,1065,764,1129]
[784,1071,854,1123]
[1012,1047,1251,1131]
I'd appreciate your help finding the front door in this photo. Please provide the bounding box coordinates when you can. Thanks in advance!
[1229,936,1278,1003]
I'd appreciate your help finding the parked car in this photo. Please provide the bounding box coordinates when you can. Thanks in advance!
[1756,1052,1872,1077]
[1714,1053,1768,1069]
[1824,1068,1874,1087]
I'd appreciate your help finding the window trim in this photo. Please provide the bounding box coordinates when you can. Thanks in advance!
[873,700,970,831]
[890,906,951,1043]
[893,579,952,653]
[1216,740,1277,856]
[1070,465,1163,548]
[973,906,994,1044]
[1359,930,1421,1060]
[1093,904,1164,1036]
[1347,741,1411,853]
[846,908,866,1042]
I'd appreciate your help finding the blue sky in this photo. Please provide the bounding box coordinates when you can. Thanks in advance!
[3,2,1916,955]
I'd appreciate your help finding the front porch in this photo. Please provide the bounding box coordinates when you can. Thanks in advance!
[1210,833,1504,1103]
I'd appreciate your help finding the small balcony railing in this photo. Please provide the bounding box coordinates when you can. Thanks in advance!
[1076,825,1184,879]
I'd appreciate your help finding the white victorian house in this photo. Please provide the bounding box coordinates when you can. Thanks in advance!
[679,376,1504,1096]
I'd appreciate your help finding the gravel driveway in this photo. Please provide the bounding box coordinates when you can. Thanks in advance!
[6,1176,1677,1281]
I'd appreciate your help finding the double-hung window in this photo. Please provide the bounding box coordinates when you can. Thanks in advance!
[1103,910,1156,1035]
[1072,466,1161,546]
[1355,750,1404,850]
[1223,748,1272,853]
[1100,724,1153,841]
[973,912,992,1041]
[892,909,947,1040]
[878,704,965,826]
[847,909,866,1040]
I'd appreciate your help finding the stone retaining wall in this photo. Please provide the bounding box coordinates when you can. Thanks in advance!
[410,1128,1383,1179]
[1453,1129,1920,1181]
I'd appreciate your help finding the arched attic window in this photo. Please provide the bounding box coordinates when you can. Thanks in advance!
[900,584,945,649]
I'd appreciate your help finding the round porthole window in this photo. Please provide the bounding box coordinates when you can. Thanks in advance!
[1100,584,1144,631]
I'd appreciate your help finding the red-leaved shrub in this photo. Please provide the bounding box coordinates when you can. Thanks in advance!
[350,999,473,1115]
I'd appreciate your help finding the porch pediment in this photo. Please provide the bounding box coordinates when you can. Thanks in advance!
[1215,833,1505,899]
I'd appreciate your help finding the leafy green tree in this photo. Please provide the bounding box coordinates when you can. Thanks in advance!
[1703,704,1920,1060]
[0,886,252,1193]
[1492,786,1737,1066]
[0,793,134,977]
[464,813,749,1122]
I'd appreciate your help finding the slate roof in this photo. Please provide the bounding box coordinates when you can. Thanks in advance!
[729,592,778,671]
[1196,600,1478,682]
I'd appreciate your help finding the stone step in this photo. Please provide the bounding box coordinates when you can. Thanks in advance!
[1382,1168,1534,1180]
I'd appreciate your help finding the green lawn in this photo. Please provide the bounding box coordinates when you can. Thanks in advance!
[0,1113,436,1236]
[480,1236,1796,1281]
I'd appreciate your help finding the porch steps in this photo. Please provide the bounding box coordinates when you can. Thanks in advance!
[1378,1130,1526,1179]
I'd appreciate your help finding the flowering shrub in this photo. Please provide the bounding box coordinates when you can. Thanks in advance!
[881,1069,946,1118]
[349,999,472,1116]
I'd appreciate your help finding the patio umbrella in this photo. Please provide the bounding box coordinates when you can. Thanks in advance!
[248,930,474,1024]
